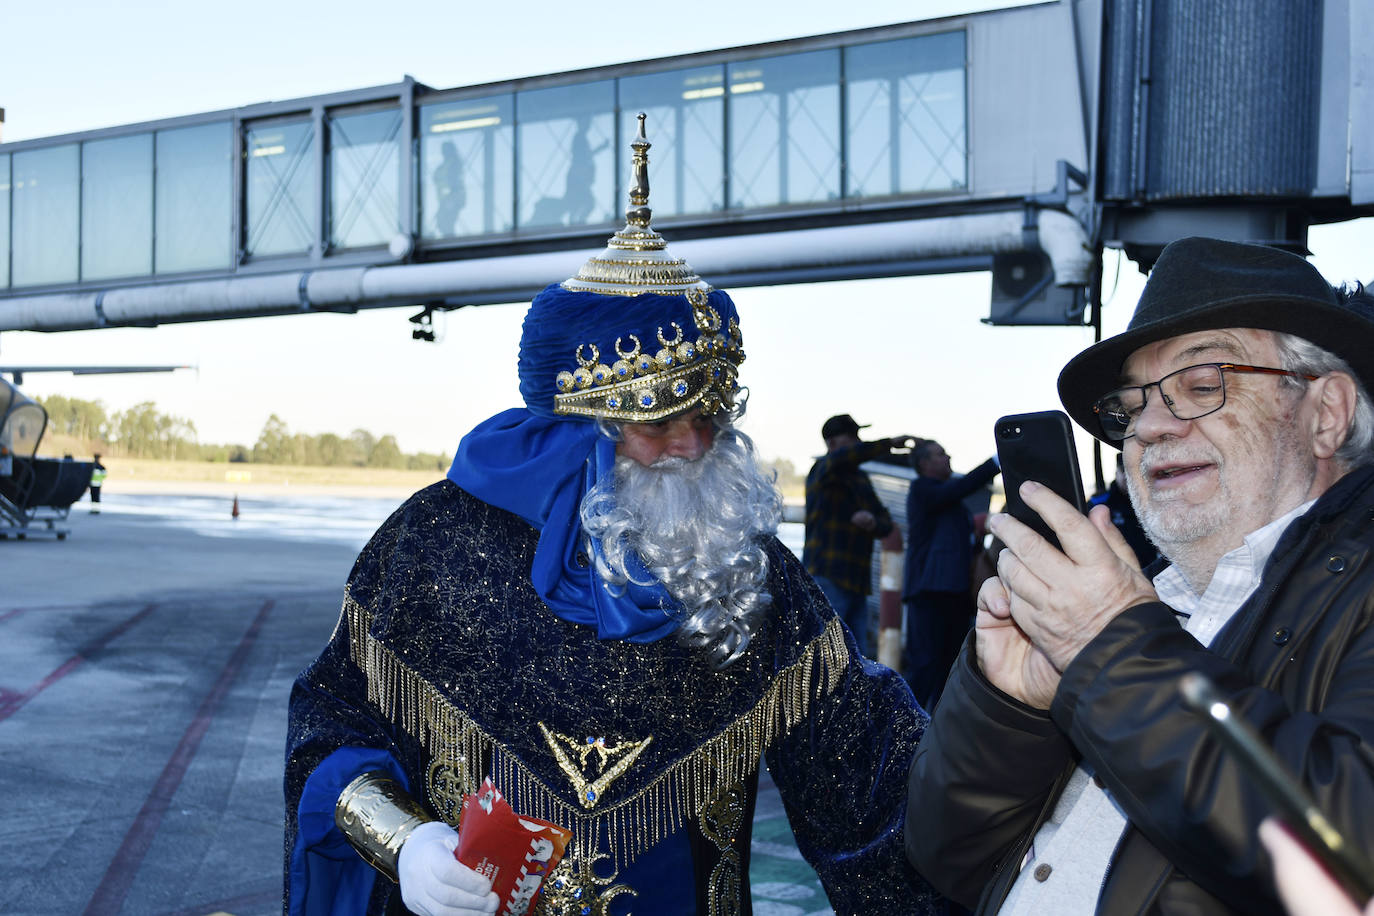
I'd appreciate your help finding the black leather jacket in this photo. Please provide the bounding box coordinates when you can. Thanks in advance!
[906,464,1374,915]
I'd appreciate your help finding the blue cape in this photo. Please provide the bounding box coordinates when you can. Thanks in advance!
[447,408,678,643]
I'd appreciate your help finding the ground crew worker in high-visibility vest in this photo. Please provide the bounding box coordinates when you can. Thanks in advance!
[89,455,106,514]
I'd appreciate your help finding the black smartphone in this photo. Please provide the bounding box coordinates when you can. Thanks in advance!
[1180,672,1374,904]
[994,410,1086,550]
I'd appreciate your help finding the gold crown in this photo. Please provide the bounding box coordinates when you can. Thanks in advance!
[553,288,744,421]
[552,114,745,422]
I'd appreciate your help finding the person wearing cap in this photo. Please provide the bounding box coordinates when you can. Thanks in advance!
[285,118,938,916]
[905,236,1374,915]
[803,414,912,657]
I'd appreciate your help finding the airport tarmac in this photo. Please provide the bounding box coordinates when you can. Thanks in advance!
[0,504,834,915]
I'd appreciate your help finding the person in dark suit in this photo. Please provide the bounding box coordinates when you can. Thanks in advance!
[902,440,999,708]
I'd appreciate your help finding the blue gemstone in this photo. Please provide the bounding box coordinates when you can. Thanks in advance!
[582,907,591,916]
[586,736,595,744]
[586,788,597,800]
[573,888,584,900]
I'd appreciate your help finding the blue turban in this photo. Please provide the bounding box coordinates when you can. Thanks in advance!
[447,283,743,644]
[517,283,741,419]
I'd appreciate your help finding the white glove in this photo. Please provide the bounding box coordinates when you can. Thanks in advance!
[397,821,500,916]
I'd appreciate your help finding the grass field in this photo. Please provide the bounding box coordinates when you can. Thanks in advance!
[94,458,445,497]
[42,433,806,502]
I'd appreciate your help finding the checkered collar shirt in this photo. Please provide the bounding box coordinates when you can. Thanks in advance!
[1153,498,1317,646]
[802,440,894,596]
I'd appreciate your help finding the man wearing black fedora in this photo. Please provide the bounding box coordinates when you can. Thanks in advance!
[906,236,1374,914]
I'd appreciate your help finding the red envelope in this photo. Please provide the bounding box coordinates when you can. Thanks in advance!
[455,778,572,916]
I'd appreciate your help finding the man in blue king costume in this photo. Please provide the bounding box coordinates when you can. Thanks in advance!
[284,115,938,916]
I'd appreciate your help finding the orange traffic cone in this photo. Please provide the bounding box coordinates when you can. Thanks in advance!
[232,495,240,520]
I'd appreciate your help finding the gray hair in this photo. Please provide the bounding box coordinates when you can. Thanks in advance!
[582,397,783,668]
[1273,324,1374,469]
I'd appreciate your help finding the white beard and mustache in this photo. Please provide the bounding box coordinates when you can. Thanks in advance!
[1124,441,1233,549]
[1123,421,1310,589]
[578,425,783,668]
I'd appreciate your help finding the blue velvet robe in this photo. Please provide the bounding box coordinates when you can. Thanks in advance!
[284,480,938,915]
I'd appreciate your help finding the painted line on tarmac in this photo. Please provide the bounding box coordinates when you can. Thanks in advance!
[0,601,158,722]
[0,601,109,625]
[81,598,277,916]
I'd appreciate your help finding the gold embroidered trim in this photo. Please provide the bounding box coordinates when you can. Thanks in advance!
[343,593,847,873]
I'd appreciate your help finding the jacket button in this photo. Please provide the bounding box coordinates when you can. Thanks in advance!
[1273,628,1292,646]
[1034,863,1053,882]
[1327,556,1347,573]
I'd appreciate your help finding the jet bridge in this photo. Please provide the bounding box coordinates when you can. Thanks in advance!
[0,0,1368,335]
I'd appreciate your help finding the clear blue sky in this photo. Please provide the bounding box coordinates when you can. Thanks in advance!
[3,1,1371,480]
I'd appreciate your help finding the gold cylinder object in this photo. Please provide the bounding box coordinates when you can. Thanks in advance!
[334,770,436,882]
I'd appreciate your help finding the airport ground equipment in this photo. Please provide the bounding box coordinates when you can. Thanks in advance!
[0,377,90,539]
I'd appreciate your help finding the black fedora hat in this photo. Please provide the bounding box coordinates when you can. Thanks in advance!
[1058,237,1374,445]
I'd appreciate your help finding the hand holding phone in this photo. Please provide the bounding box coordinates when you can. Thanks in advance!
[1180,672,1374,906]
[985,411,1156,676]
[994,411,1086,550]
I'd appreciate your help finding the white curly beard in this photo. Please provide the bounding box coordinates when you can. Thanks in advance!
[579,425,783,667]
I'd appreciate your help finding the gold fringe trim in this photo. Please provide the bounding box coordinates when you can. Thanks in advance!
[344,594,848,872]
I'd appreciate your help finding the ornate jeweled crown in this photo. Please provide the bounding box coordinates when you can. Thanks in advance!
[554,289,743,420]
[551,114,745,422]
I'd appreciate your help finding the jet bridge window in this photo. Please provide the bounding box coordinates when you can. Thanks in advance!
[619,65,726,218]
[419,94,514,240]
[155,121,233,274]
[246,118,317,258]
[728,49,841,209]
[516,80,616,230]
[845,31,967,198]
[11,144,79,287]
[82,132,153,281]
[328,107,403,251]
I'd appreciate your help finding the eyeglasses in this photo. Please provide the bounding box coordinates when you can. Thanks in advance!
[1092,363,1318,441]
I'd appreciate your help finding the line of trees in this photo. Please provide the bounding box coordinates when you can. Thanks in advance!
[36,395,450,471]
